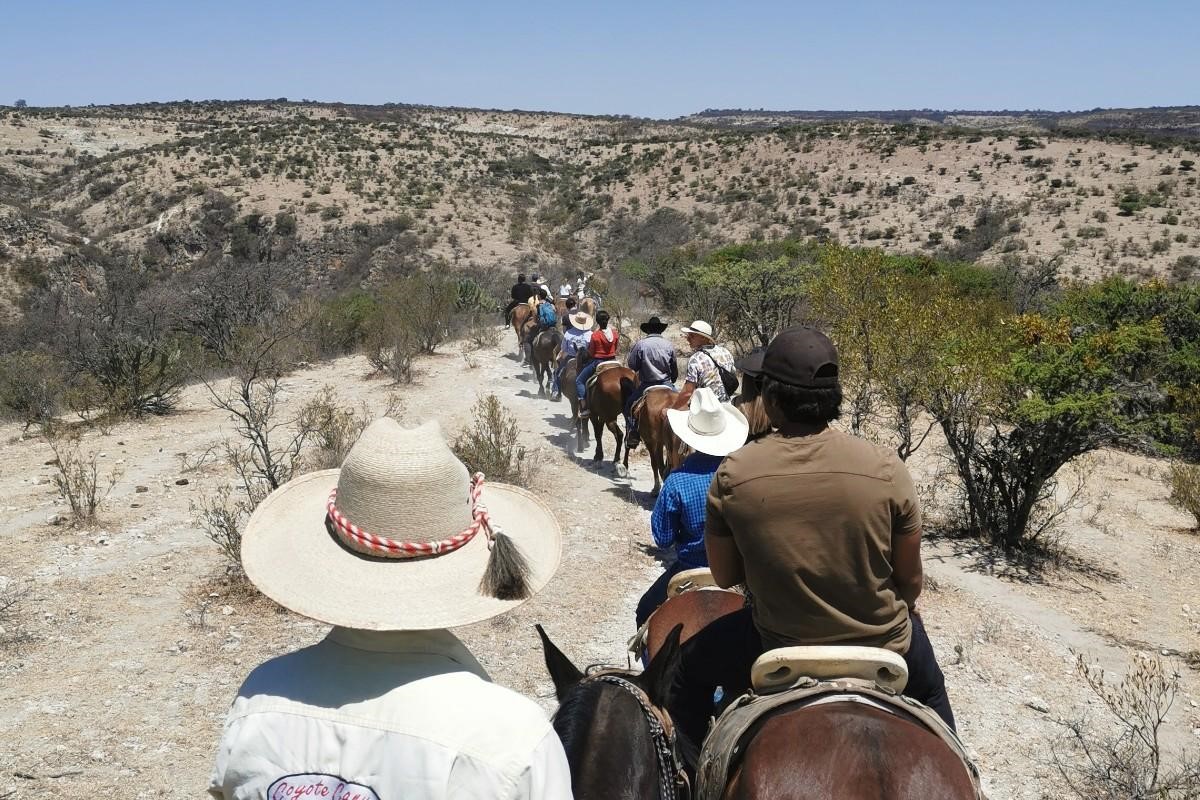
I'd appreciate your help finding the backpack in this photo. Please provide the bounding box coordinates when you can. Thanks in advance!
[537,303,558,327]
[703,350,740,398]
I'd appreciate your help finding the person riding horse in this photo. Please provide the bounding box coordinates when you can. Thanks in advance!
[635,388,747,630]
[624,316,678,450]
[523,288,559,360]
[575,310,619,419]
[503,273,535,324]
[552,309,592,402]
[667,327,957,750]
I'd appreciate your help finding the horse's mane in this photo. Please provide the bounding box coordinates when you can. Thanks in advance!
[551,680,608,758]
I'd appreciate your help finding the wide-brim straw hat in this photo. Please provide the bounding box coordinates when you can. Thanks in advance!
[666,387,749,457]
[681,320,716,343]
[569,311,594,330]
[242,418,561,630]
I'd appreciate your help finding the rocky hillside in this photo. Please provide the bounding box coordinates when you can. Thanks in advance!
[2,101,1199,319]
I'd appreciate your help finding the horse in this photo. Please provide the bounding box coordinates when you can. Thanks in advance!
[714,703,977,799]
[511,303,533,355]
[588,364,636,471]
[579,296,599,318]
[529,328,562,396]
[623,385,681,496]
[558,355,590,452]
[537,623,693,800]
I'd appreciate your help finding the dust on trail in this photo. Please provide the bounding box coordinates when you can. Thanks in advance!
[1,330,1197,800]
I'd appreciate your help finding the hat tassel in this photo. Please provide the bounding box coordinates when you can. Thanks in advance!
[481,530,533,600]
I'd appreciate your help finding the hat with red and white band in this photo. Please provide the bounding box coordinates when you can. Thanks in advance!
[241,418,562,631]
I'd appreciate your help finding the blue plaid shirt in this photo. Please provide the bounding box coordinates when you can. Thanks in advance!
[650,453,723,568]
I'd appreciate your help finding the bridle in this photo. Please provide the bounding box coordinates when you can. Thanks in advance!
[585,671,691,800]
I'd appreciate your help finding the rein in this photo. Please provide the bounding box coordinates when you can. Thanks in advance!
[585,671,690,800]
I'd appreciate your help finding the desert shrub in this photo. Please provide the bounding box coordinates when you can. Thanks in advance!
[452,394,537,488]
[1053,653,1200,799]
[47,434,121,524]
[193,485,248,581]
[379,271,459,354]
[0,350,64,430]
[311,290,379,356]
[297,386,371,471]
[1165,461,1200,530]
[0,577,30,649]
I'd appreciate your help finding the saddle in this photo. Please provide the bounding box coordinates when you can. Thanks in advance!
[585,360,623,392]
[696,648,985,800]
[630,384,677,419]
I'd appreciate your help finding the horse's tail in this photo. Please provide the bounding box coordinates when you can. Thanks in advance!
[619,376,636,408]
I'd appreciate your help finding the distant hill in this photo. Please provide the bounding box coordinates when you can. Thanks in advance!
[685,106,1200,138]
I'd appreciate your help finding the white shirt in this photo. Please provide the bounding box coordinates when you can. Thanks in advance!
[558,283,572,298]
[209,628,573,800]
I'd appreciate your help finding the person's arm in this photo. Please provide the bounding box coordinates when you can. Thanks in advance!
[892,528,923,613]
[668,349,679,383]
[511,729,574,800]
[587,333,599,358]
[890,459,924,613]
[650,483,680,550]
[627,342,642,371]
[704,467,744,587]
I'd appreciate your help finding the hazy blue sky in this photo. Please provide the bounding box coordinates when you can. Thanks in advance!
[2,0,1196,117]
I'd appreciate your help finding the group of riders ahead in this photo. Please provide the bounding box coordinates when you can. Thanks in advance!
[207,268,975,799]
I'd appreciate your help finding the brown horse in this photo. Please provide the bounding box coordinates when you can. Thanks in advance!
[717,704,977,799]
[645,589,746,663]
[511,303,533,355]
[538,623,693,800]
[588,365,635,471]
[558,355,591,451]
[579,296,599,319]
[529,328,562,396]
[623,386,681,496]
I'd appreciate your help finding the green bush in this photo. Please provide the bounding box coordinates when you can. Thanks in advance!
[452,394,537,488]
[0,351,64,430]
[1166,461,1200,530]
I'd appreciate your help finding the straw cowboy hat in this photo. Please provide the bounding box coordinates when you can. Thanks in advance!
[241,418,562,631]
[640,316,669,335]
[666,387,749,457]
[569,310,594,330]
[680,320,716,343]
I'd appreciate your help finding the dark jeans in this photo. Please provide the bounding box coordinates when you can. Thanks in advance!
[668,608,955,748]
[575,357,613,408]
[624,380,675,443]
[635,560,690,629]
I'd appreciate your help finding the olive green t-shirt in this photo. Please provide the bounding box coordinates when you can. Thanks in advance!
[706,427,921,653]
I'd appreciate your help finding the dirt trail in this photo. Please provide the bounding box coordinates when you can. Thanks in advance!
[1,330,1197,800]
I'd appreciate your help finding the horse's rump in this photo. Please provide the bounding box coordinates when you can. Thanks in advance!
[698,679,982,800]
[645,588,746,662]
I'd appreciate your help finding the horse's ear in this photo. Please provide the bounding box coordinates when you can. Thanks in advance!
[536,624,584,702]
[640,623,684,708]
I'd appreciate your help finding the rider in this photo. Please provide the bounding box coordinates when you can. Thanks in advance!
[661,320,737,422]
[503,273,535,324]
[523,288,558,360]
[559,296,578,330]
[668,327,956,748]
[624,316,678,450]
[732,348,772,443]
[635,388,747,629]
[558,278,573,300]
[553,308,593,401]
[531,272,552,301]
[575,310,619,419]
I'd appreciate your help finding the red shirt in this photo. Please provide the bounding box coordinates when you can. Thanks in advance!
[588,327,619,360]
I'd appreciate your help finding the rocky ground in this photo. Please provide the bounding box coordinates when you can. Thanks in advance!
[1,328,1198,799]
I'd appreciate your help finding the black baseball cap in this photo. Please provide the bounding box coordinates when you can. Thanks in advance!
[735,347,765,377]
[762,327,839,387]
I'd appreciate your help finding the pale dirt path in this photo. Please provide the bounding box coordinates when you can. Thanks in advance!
[1,331,1197,800]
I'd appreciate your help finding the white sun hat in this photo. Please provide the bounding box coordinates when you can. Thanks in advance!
[240,418,562,630]
[680,320,716,343]
[666,387,749,457]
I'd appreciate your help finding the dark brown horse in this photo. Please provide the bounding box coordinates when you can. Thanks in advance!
[558,355,590,451]
[529,328,562,396]
[588,364,635,471]
[718,703,977,799]
[645,588,746,663]
[623,386,681,496]
[537,623,693,800]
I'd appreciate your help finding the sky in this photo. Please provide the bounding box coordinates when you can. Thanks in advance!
[2,0,1197,118]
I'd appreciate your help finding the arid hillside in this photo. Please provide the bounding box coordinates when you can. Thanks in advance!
[1,101,1199,320]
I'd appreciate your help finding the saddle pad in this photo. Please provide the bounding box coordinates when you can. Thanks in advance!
[696,679,985,800]
[631,384,677,419]
[596,361,622,374]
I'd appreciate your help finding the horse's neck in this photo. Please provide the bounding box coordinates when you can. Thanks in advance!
[554,684,661,800]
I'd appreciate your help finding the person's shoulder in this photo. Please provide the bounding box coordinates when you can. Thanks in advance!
[825,429,902,478]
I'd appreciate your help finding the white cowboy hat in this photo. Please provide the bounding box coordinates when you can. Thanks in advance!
[569,311,594,330]
[680,320,716,343]
[241,418,562,631]
[666,388,749,457]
